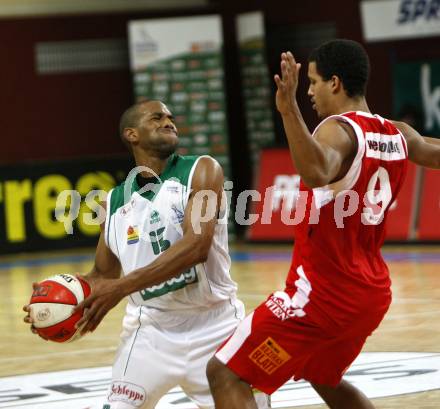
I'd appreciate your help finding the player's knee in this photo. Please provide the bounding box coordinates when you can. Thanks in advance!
[312,380,371,409]
[206,356,236,390]
[206,356,222,386]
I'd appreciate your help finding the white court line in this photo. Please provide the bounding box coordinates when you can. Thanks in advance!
[1,352,439,409]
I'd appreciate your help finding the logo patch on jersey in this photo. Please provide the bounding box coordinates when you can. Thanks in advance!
[127,225,139,244]
[150,210,161,224]
[365,132,406,161]
[249,337,291,375]
[171,204,184,224]
[166,185,179,193]
[120,199,136,216]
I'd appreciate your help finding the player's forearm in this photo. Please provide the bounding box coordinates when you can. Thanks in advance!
[85,228,122,281]
[118,234,208,297]
[424,136,440,146]
[83,266,118,283]
[85,259,121,281]
[281,106,329,187]
[409,143,440,169]
[85,266,101,279]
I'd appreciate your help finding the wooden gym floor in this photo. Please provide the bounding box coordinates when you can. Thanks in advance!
[0,244,439,408]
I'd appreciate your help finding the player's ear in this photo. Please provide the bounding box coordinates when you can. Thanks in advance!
[330,75,342,94]
[123,128,139,145]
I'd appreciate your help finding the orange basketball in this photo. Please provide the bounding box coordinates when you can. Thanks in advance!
[29,274,91,343]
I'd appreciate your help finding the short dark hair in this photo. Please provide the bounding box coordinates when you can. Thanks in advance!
[119,101,150,151]
[309,39,370,97]
[119,103,143,138]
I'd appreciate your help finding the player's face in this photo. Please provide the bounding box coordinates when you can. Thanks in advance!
[137,101,178,157]
[307,62,333,119]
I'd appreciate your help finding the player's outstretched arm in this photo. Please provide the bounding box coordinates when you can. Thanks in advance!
[84,201,121,282]
[71,202,123,334]
[85,225,121,282]
[392,120,440,168]
[423,136,440,146]
[274,51,355,187]
[76,157,223,334]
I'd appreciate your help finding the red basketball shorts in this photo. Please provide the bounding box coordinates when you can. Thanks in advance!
[215,291,386,394]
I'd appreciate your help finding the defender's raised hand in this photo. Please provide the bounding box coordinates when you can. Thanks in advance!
[274,51,301,115]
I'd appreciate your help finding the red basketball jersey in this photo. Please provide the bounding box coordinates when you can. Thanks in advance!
[286,111,408,330]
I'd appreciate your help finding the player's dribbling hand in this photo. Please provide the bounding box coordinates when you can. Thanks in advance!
[22,282,48,340]
[73,277,124,335]
[274,51,301,115]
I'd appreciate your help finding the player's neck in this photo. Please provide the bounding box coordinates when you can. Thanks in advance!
[336,96,370,115]
[133,150,172,177]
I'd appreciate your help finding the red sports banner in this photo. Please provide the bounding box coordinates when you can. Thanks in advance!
[417,169,440,239]
[385,162,418,240]
[248,148,418,241]
[248,149,298,241]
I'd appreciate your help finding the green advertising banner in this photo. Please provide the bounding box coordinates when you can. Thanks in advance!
[236,11,275,169]
[128,15,230,177]
[393,61,440,135]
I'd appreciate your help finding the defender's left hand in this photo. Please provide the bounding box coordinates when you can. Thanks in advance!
[274,51,301,115]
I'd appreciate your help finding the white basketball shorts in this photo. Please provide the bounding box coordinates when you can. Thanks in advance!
[101,298,270,409]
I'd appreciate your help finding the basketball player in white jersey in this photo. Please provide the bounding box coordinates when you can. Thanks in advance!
[24,100,269,409]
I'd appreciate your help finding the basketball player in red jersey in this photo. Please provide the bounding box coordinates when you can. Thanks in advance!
[206,39,440,408]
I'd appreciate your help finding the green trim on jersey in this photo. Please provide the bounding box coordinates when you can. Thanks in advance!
[109,154,199,217]
[109,183,126,219]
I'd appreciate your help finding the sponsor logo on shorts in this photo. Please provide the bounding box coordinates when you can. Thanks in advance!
[265,291,306,321]
[249,337,291,375]
[108,381,146,407]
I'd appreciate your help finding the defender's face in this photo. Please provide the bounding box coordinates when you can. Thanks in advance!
[137,101,178,155]
[307,62,333,119]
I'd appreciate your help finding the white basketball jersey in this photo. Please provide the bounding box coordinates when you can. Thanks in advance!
[105,154,237,311]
